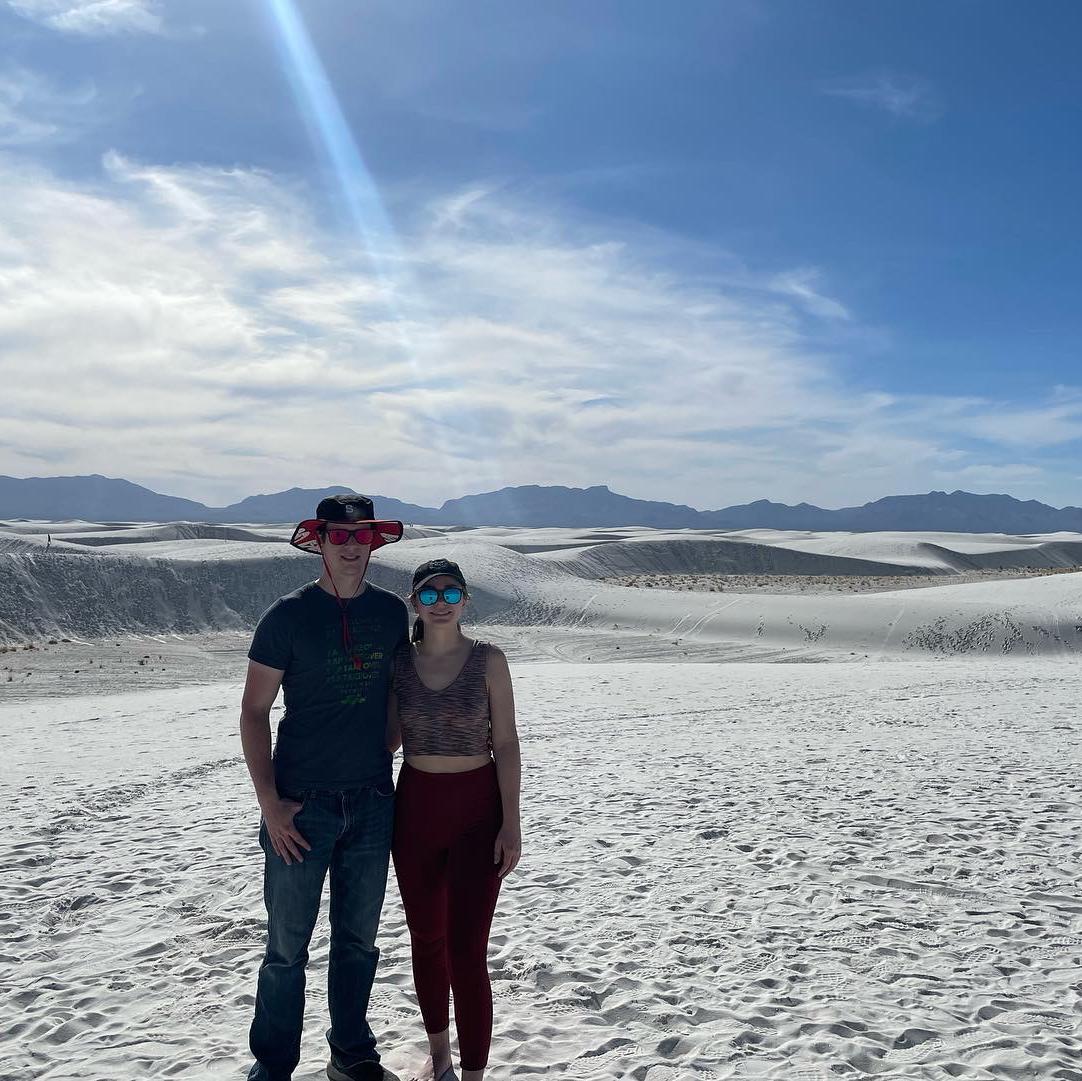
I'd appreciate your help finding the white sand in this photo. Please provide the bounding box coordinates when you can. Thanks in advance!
[602,568,1082,596]
[3,522,1082,1078]
[2,660,1080,1078]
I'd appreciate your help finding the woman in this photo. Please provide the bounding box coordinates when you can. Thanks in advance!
[387,558,522,1081]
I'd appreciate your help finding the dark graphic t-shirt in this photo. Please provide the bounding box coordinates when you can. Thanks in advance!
[248,581,409,791]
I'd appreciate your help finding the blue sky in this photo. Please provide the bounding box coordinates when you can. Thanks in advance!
[1,0,1080,509]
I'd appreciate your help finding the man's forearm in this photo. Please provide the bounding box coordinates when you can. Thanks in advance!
[240,710,279,808]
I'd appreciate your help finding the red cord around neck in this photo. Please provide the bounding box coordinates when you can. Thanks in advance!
[321,548,370,670]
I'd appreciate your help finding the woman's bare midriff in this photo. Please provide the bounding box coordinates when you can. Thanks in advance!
[404,753,493,774]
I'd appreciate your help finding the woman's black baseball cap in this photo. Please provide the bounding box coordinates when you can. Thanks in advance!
[411,558,468,594]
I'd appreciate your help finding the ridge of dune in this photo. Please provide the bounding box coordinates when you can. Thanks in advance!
[0,519,124,535]
[60,523,287,546]
[777,532,1082,571]
[535,535,932,578]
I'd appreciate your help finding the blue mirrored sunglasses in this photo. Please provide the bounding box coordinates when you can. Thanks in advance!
[415,586,465,606]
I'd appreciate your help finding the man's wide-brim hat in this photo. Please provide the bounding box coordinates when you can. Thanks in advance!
[290,493,404,554]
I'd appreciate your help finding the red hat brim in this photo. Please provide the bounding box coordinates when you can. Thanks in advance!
[289,519,405,554]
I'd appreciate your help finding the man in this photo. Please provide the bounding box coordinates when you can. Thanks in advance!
[241,494,408,1081]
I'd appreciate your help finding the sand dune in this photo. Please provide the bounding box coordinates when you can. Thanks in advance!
[0,518,127,535]
[0,539,311,641]
[3,523,1082,658]
[377,537,1082,659]
[59,523,287,546]
[536,535,925,578]
[774,533,1082,572]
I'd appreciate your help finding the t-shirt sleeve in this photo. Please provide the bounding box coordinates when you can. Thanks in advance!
[248,601,292,671]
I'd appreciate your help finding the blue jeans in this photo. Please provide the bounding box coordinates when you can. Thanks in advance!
[247,781,395,1081]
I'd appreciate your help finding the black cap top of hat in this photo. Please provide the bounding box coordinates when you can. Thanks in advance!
[411,558,467,590]
[316,493,375,522]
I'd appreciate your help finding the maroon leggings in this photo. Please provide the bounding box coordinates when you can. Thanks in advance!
[392,761,503,1071]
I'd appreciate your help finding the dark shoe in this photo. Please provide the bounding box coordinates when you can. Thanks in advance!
[247,1064,290,1081]
[246,1064,289,1081]
[326,1059,400,1081]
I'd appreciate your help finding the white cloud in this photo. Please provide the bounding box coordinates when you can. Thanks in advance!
[931,463,1046,489]
[7,0,163,35]
[0,67,97,145]
[770,269,850,321]
[823,73,941,122]
[0,152,1075,509]
[954,401,1082,448]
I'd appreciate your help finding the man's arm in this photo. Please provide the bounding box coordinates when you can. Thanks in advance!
[240,659,310,864]
[240,659,283,805]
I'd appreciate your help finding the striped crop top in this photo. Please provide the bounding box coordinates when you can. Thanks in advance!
[392,640,492,757]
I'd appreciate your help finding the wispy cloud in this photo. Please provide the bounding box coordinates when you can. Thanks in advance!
[930,462,1045,490]
[770,269,851,321]
[0,66,97,145]
[955,399,1082,448]
[7,0,164,35]
[822,73,941,122]
[0,153,1074,508]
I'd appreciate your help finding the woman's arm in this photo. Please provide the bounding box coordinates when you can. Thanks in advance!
[386,686,402,754]
[488,645,521,877]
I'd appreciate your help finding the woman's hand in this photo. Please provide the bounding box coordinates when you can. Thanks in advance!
[494,822,522,878]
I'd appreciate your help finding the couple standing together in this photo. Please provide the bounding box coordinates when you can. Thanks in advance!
[240,494,522,1081]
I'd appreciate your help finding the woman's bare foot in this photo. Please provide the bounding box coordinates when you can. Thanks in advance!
[409,1028,454,1081]
[409,1060,455,1081]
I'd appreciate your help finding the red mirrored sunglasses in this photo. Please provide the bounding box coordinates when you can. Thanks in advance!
[323,523,405,547]
[323,527,376,546]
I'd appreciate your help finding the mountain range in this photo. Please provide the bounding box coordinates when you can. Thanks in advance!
[2,474,1082,533]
